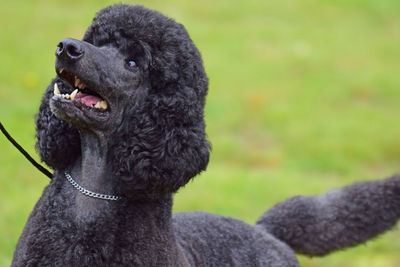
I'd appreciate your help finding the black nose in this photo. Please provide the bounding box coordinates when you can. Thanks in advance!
[56,38,84,61]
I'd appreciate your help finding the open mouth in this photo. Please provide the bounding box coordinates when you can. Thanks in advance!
[54,68,109,112]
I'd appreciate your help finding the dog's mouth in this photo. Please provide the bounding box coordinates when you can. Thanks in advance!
[54,68,109,112]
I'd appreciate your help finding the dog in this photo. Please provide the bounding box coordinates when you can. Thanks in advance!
[12,4,400,266]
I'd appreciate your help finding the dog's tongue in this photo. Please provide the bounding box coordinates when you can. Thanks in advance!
[75,93,102,107]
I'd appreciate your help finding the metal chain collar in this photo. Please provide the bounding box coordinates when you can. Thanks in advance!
[65,172,121,201]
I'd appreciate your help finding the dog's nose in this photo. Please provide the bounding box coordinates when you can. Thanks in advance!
[56,38,84,61]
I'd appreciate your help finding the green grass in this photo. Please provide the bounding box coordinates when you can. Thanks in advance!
[1,0,400,266]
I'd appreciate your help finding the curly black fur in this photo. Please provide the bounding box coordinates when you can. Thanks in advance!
[13,4,400,266]
[36,80,81,170]
[36,5,210,198]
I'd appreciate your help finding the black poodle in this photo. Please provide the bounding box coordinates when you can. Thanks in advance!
[12,4,400,266]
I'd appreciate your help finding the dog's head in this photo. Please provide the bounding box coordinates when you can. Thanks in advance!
[36,5,210,198]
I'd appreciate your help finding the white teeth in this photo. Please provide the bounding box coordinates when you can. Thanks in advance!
[54,81,108,110]
[78,82,84,90]
[74,76,85,89]
[54,83,73,100]
[74,76,85,90]
[54,83,61,96]
[75,77,85,89]
[99,100,108,110]
[74,77,80,87]
[94,100,108,110]
[70,89,78,100]
[59,68,64,74]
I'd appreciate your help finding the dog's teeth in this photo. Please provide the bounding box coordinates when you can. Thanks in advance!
[93,100,108,110]
[53,83,61,96]
[59,68,64,74]
[94,102,102,109]
[60,93,70,99]
[99,100,108,110]
[74,77,80,87]
[70,89,78,100]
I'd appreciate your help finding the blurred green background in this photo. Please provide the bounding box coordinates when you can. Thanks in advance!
[1,0,400,266]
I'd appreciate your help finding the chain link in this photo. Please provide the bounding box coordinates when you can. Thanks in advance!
[65,172,121,201]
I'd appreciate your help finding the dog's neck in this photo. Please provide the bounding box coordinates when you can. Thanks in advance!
[77,130,111,195]
[63,130,187,264]
[68,130,115,218]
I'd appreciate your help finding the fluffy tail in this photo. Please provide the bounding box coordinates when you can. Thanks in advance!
[256,175,400,256]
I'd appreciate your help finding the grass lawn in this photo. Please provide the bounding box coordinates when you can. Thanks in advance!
[1,0,400,266]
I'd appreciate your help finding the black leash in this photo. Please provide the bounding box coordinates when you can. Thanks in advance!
[0,121,53,179]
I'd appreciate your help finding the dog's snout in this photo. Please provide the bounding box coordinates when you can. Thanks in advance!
[56,38,84,62]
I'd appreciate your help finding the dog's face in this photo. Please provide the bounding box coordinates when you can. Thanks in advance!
[36,5,210,198]
[50,39,141,133]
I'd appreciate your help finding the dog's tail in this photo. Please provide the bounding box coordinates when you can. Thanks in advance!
[255,175,400,256]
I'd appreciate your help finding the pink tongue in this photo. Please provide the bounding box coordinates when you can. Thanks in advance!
[76,93,102,107]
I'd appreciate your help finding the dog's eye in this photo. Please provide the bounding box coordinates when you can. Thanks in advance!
[126,60,138,69]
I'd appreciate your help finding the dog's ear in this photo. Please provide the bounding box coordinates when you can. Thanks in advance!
[110,105,211,199]
[35,80,81,170]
